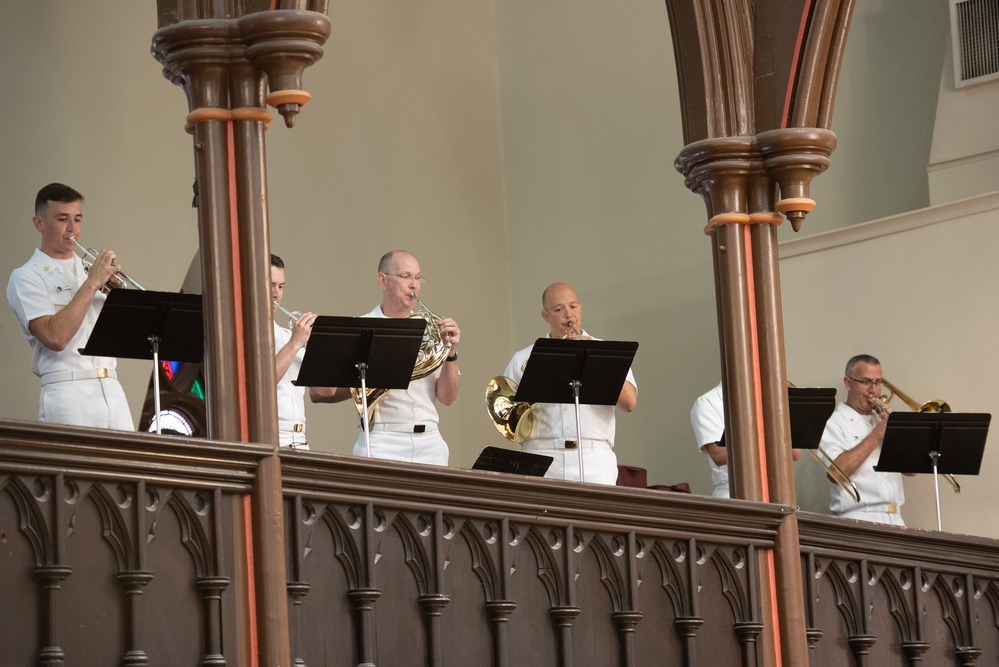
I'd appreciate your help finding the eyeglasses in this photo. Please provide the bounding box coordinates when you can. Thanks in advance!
[849,376,884,388]
[382,272,426,283]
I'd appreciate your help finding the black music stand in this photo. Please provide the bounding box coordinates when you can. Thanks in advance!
[79,289,203,435]
[295,316,426,457]
[787,387,837,449]
[876,412,990,530]
[514,338,638,482]
[784,387,866,504]
[716,387,836,448]
[472,446,553,477]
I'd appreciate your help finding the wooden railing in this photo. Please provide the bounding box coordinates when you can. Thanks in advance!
[1,418,996,666]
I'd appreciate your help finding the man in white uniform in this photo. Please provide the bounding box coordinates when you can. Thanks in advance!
[271,254,316,448]
[690,381,800,498]
[6,183,133,430]
[504,283,637,485]
[311,250,461,465]
[691,382,729,497]
[819,354,908,526]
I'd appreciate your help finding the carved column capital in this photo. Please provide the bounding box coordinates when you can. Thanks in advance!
[674,136,756,233]
[239,10,332,127]
[757,128,837,231]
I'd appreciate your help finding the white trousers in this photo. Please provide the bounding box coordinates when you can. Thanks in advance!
[39,379,134,431]
[525,445,619,485]
[353,429,449,466]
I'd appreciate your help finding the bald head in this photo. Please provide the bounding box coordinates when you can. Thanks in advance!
[541,282,582,338]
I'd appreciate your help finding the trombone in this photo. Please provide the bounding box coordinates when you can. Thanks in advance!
[787,381,863,504]
[70,237,146,292]
[869,379,961,494]
[810,438,863,504]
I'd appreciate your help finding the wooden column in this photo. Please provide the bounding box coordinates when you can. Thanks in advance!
[152,6,331,666]
[665,1,852,664]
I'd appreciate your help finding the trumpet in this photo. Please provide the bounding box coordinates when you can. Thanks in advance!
[868,379,961,494]
[272,300,302,327]
[70,237,146,292]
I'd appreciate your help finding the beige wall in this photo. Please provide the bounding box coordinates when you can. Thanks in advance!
[1,1,985,528]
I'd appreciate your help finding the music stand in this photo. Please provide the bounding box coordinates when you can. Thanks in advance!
[716,387,836,448]
[472,446,553,477]
[79,289,203,435]
[514,338,638,482]
[876,412,990,530]
[295,316,425,457]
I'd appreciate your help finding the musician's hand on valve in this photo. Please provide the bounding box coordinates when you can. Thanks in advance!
[437,317,460,347]
[868,394,892,415]
[291,311,317,349]
[84,249,121,292]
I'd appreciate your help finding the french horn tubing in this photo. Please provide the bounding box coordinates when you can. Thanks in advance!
[351,293,453,418]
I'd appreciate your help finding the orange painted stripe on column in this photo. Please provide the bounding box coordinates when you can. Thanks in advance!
[742,225,769,503]
[767,549,782,667]
[244,495,259,667]
[227,121,250,442]
[743,225,783,666]
[781,0,814,128]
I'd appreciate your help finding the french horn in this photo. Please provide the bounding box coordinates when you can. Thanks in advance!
[351,293,453,418]
[485,375,534,442]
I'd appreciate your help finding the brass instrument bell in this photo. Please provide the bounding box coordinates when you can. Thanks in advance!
[485,375,534,442]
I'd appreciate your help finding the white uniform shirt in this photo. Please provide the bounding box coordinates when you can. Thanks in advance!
[7,248,132,430]
[819,401,905,525]
[274,320,307,447]
[7,249,117,376]
[691,382,729,497]
[504,332,636,484]
[352,305,449,465]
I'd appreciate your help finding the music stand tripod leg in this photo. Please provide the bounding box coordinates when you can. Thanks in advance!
[931,450,942,531]
[149,335,162,435]
[357,362,372,458]
[571,379,584,482]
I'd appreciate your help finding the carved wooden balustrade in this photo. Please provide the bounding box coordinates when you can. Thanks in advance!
[2,418,998,666]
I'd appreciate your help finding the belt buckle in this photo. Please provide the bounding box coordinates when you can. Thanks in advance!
[96,368,109,379]
[293,423,304,433]
[888,503,898,514]
[564,440,578,449]
[414,424,426,433]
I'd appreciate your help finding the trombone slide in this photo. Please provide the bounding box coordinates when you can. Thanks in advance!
[810,446,862,504]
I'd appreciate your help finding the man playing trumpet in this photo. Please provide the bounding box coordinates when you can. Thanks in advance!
[311,250,461,465]
[6,183,133,430]
[819,354,910,526]
[271,253,317,448]
[503,282,637,485]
